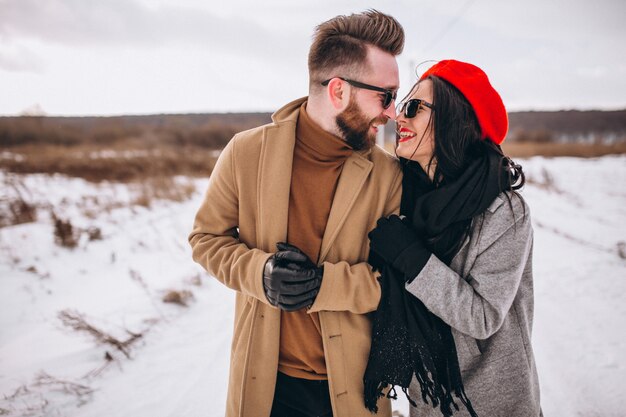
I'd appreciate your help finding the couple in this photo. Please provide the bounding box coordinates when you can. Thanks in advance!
[189,10,541,417]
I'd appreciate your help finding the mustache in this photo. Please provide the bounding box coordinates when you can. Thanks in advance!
[370,117,388,126]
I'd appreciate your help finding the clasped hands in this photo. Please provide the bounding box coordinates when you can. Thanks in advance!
[262,215,429,310]
[263,242,323,311]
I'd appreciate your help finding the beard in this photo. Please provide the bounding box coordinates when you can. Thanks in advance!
[336,99,386,151]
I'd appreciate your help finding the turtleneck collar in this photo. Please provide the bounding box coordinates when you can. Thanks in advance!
[296,102,353,162]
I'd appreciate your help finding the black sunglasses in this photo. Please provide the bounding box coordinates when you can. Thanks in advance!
[397,99,435,118]
[321,77,397,109]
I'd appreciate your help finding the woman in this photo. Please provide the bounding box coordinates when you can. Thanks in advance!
[363,60,542,417]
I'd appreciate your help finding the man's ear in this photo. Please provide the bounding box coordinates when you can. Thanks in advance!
[326,78,350,111]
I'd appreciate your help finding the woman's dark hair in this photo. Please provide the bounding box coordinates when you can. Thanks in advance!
[424,76,525,189]
[409,75,526,257]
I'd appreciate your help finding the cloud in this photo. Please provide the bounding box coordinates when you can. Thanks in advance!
[0,43,44,73]
[0,0,304,60]
[423,0,626,43]
[0,1,624,114]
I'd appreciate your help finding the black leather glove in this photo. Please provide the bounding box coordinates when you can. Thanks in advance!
[263,242,323,311]
[368,215,431,283]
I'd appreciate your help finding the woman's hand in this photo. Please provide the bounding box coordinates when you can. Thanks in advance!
[368,215,431,283]
[368,215,419,262]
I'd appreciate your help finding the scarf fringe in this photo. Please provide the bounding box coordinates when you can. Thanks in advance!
[455,386,479,417]
[363,380,385,413]
[364,376,478,416]
[363,267,480,416]
[402,386,418,407]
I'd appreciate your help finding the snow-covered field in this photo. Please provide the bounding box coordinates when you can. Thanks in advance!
[1,155,625,417]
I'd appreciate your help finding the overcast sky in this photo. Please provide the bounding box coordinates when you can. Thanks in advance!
[1,0,624,116]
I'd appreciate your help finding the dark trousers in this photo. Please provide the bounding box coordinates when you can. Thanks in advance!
[270,372,333,417]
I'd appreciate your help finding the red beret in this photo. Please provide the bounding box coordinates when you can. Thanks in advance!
[420,60,508,145]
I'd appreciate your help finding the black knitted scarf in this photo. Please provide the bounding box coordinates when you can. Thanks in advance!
[363,149,513,416]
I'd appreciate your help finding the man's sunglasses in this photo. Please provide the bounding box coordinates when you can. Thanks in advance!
[321,77,397,109]
[397,99,436,118]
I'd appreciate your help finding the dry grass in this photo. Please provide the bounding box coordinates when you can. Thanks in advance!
[1,144,218,182]
[58,309,143,359]
[0,154,199,228]
[501,141,626,158]
[51,213,79,248]
[383,141,625,158]
[130,176,197,207]
[0,373,95,415]
[162,289,195,306]
[0,175,37,227]
[0,113,252,181]
[33,372,93,403]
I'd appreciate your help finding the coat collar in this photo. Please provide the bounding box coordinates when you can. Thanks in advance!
[258,97,374,260]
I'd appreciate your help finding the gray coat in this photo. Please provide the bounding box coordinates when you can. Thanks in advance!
[405,192,542,417]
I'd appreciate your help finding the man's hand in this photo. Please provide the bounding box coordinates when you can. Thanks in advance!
[263,242,323,311]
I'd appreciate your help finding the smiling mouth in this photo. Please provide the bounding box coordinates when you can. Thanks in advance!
[397,128,416,143]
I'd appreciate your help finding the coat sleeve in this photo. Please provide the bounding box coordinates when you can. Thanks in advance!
[405,197,533,340]
[188,137,272,303]
[308,164,403,315]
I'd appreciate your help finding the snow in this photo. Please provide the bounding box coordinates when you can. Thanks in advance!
[1,155,625,417]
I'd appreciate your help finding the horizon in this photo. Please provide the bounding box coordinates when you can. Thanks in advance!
[4,107,626,119]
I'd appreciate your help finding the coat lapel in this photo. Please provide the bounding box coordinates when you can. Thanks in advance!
[319,153,373,262]
[256,121,297,252]
[256,97,374,259]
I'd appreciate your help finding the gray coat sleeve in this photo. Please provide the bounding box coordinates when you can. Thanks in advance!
[405,195,533,340]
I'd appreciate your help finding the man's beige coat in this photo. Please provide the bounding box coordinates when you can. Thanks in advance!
[189,97,401,417]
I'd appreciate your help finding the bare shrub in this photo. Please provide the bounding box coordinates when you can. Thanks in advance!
[539,167,555,189]
[0,373,94,415]
[131,176,196,207]
[8,199,37,225]
[618,242,626,260]
[33,372,93,405]
[51,213,79,248]
[185,273,202,286]
[162,289,194,306]
[0,175,37,227]
[49,212,104,247]
[0,384,48,416]
[129,269,149,291]
[83,351,115,379]
[87,226,102,241]
[58,309,143,358]
[526,167,563,194]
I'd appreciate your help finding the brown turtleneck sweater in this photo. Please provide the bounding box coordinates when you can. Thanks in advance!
[278,103,353,380]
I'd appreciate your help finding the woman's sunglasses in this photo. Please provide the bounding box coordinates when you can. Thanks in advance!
[397,99,435,118]
[321,77,397,109]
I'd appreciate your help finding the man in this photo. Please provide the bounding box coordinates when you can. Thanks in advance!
[189,10,404,417]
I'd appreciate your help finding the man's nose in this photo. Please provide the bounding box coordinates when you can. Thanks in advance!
[383,101,397,120]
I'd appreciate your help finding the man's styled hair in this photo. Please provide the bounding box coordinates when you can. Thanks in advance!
[308,10,404,91]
